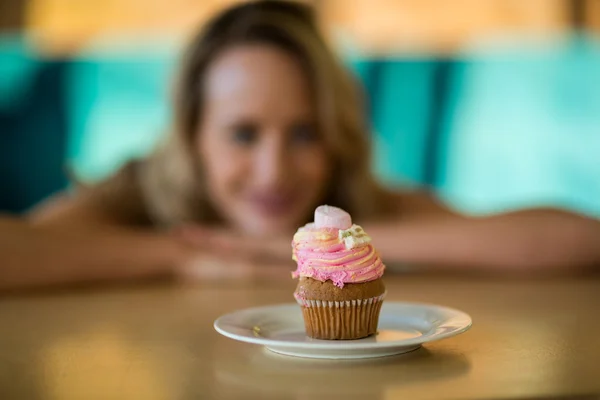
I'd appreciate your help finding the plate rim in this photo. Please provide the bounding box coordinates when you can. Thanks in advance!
[214,301,472,349]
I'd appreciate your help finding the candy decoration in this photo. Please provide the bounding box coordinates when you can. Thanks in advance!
[314,205,352,230]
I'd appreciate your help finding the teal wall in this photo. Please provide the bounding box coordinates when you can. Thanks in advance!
[66,54,176,181]
[439,40,600,217]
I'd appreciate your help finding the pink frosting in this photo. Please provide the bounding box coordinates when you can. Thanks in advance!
[291,224,385,288]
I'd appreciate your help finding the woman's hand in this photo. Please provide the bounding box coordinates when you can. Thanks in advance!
[173,225,294,283]
[174,225,293,264]
[177,253,292,283]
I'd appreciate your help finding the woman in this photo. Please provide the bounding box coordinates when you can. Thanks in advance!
[2,1,599,290]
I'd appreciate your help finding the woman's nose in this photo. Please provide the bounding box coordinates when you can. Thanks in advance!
[253,130,290,188]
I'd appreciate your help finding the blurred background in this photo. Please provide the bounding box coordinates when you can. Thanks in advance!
[1,0,599,216]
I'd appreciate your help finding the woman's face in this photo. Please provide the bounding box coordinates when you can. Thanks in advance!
[198,44,331,236]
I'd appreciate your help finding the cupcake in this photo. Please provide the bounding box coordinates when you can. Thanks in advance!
[292,205,386,340]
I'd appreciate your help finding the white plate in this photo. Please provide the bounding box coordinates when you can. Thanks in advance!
[214,301,472,359]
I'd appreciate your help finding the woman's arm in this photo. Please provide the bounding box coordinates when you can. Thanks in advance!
[0,213,185,290]
[0,164,189,291]
[366,193,600,274]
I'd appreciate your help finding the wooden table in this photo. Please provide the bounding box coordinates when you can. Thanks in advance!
[1,275,599,399]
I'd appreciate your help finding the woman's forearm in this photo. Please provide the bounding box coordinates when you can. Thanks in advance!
[367,209,600,273]
[0,216,187,290]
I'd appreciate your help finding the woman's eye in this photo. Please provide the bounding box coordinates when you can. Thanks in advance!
[231,124,258,145]
[290,123,318,144]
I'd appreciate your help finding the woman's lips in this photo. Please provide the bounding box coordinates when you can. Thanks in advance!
[246,192,298,216]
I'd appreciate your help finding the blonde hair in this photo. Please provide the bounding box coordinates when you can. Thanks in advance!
[135,0,394,227]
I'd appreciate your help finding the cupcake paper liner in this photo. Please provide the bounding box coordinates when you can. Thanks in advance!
[293,292,386,340]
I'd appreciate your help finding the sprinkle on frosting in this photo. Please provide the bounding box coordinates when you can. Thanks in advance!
[338,224,371,249]
[291,208,385,288]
